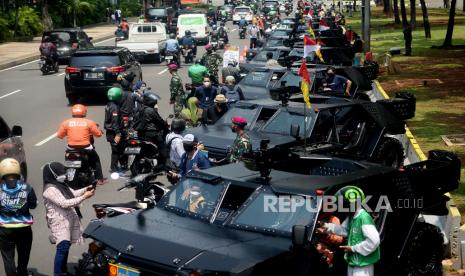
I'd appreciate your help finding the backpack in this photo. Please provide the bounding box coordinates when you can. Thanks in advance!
[222,85,240,103]
[41,44,52,56]
[218,27,226,38]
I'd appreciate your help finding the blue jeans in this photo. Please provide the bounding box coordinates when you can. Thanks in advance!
[54,240,71,276]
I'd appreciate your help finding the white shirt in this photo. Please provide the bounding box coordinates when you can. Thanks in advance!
[166,132,184,167]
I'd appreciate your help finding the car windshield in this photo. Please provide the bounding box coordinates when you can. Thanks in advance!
[147,9,165,16]
[218,106,259,129]
[162,177,226,220]
[263,109,313,136]
[235,7,251,13]
[242,71,272,86]
[266,39,284,47]
[46,32,73,45]
[271,30,288,37]
[70,54,120,67]
[231,188,318,235]
[253,51,277,62]
[179,16,205,25]
[279,72,302,87]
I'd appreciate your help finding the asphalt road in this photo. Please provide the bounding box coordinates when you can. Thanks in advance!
[0,0,250,274]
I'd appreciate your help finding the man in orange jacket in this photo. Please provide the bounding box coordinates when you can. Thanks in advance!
[57,104,106,185]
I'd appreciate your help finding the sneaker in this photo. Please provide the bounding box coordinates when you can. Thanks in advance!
[96,178,108,186]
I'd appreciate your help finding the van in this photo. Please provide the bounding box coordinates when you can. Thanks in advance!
[176,14,209,45]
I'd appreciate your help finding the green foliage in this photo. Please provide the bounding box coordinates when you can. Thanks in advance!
[0,17,11,41]
[119,0,142,17]
[0,6,43,41]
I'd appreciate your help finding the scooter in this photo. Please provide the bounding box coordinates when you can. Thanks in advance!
[39,55,59,75]
[165,50,180,67]
[181,45,194,64]
[239,26,247,39]
[218,38,225,49]
[64,148,95,190]
[124,132,160,177]
[92,172,169,219]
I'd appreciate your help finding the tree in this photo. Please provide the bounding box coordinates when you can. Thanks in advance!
[410,0,416,28]
[443,0,456,47]
[419,0,431,38]
[63,0,94,27]
[39,0,53,31]
[393,0,401,24]
[400,0,408,26]
[383,0,392,16]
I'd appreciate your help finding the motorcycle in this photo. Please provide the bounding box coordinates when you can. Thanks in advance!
[92,172,168,219]
[218,38,225,49]
[210,40,219,51]
[181,45,194,64]
[38,55,59,75]
[239,26,247,39]
[64,148,95,190]
[124,133,160,177]
[165,50,180,67]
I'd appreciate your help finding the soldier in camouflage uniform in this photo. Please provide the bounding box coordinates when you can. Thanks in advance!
[168,64,186,117]
[229,116,252,163]
[201,44,223,85]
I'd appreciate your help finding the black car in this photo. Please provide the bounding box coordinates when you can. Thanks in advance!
[189,91,415,168]
[64,47,142,104]
[145,7,177,24]
[42,28,93,64]
[77,149,460,275]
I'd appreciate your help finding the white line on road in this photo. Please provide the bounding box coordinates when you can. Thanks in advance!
[231,28,237,32]
[158,68,168,75]
[95,37,118,45]
[0,89,21,100]
[35,133,57,147]
[56,72,65,76]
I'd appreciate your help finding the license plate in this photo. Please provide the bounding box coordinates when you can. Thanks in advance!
[109,263,140,276]
[64,160,82,168]
[84,72,104,80]
[124,147,141,154]
[66,168,76,181]
[166,56,173,60]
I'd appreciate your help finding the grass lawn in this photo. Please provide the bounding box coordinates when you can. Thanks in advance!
[346,7,465,216]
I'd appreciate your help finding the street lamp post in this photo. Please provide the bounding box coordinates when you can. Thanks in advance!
[361,0,371,52]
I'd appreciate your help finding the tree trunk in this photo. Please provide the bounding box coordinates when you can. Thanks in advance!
[419,0,431,38]
[393,0,401,24]
[443,0,456,47]
[444,0,450,8]
[40,0,54,31]
[13,1,19,37]
[410,0,416,28]
[383,0,392,16]
[400,0,408,26]
[73,9,76,27]
[353,0,357,11]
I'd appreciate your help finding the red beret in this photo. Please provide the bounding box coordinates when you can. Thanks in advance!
[232,116,247,125]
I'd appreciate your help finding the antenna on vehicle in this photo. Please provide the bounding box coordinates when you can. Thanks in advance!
[242,139,272,184]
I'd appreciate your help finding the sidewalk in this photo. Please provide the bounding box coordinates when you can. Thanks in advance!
[0,23,119,70]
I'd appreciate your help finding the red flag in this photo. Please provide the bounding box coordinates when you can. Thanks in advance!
[298,60,311,108]
[319,19,330,31]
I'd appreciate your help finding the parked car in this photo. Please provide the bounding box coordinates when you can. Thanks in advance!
[232,6,254,24]
[0,116,26,180]
[42,28,93,65]
[145,7,177,25]
[64,47,142,104]
[176,13,209,45]
[116,22,167,63]
[76,148,459,275]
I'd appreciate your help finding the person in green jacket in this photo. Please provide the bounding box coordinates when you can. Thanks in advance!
[188,59,209,87]
[321,186,380,276]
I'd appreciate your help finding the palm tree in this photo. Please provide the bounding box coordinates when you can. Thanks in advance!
[393,0,401,24]
[383,0,392,16]
[443,0,456,47]
[419,0,431,38]
[64,0,94,27]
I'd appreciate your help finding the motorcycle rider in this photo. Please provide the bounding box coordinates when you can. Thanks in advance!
[221,59,240,83]
[218,21,229,45]
[57,104,106,185]
[114,25,125,39]
[201,44,223,85]
[39,36,58,67]
[180,30,196,58]
[165,33,181,66]
[238,16,248,38]
[104,87,124,174]
[168,63,186,118]
[0,158,37,276]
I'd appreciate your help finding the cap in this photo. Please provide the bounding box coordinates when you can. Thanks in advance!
[232,116,247,125]
[214,94,228,103]
[167,63,178,70]
[182,134,198,144]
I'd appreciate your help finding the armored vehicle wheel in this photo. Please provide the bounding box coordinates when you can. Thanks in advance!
[403,222,444,275]
[372,137,404,168]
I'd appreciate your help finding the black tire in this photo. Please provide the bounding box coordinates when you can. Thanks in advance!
[371,137,404,168]
[403,222,444,275]
[67,94,79,105]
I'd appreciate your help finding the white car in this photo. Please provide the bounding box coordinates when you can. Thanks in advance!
[233,6,253,24]
[177,14,209,45]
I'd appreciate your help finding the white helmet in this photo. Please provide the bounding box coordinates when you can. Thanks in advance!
[0,158,21,178]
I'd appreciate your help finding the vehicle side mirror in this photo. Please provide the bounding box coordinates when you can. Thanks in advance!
[290,124,300,139]
[12,126,22,137]
[292,225,308,247]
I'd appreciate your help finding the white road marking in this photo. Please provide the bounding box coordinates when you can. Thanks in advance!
[158,68,168,75]
[56,72,65,76]
[0,89,21,100]
[95,37,117,45]
[35,132,57,147]
[231,28,237,32]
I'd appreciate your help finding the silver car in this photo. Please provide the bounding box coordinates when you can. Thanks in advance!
[0,116,27,180]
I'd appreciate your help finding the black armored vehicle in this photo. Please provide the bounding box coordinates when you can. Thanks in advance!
[189,92,415,168]
[76,148,460,275]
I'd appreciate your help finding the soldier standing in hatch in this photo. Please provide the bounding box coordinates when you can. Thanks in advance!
[229,116,252,163]
[168,63,186,118]
[201,44,223,86]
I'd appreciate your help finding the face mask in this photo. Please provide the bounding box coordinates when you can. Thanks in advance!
[4,178,18,189]
[183,143,195,152]
[231,125,236,133]
[190,190,201,198]
[203,81,211,88]
[327,72,335,77]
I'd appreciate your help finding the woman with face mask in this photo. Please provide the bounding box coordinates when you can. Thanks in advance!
[0,158,37,276]
[168,134,211,182]
[43,162,95,276]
